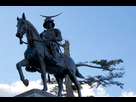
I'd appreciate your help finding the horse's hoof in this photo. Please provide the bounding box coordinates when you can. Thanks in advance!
[23,79,29,86]
[42,88,47,91]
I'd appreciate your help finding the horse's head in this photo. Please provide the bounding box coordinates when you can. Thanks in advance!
[16,13,27,44]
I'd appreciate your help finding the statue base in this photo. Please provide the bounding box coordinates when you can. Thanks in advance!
[14,89,57,97]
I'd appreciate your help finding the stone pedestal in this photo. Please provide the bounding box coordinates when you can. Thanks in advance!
[14,89,57,97]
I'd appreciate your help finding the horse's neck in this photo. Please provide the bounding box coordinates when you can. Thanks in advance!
[26,20,41,47]
[26,20,41,39]
[27,29,40,47]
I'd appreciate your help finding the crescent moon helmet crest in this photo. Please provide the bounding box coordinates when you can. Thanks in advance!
[40,12,62,19]
[40,12,62,29]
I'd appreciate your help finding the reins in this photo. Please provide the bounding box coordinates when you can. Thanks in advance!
[21,25,43,45]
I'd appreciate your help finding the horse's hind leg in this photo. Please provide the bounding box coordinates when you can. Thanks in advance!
[68,73,82,97]
[16,59,30,86]
[55,75,64,97]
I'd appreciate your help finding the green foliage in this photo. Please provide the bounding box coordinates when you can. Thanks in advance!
[84,71,125,89]
[92,59,123,67]
[76,59,125,89]
[76,59,124,72]
[92,59,124,71]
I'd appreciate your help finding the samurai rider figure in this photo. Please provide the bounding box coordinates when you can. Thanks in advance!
[25,13,63,72]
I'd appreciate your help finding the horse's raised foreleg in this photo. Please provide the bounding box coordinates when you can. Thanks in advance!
[16,59,30,86]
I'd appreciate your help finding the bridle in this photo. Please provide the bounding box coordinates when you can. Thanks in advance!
[16,20,42,45]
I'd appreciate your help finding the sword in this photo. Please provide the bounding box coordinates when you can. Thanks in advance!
[50,32,73,73]
[49,33,62,53]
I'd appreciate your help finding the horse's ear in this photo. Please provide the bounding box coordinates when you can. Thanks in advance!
[22,13,26,20]
[17,17,19,21]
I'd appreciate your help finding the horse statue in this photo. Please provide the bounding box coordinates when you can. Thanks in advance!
[15,13,84,97]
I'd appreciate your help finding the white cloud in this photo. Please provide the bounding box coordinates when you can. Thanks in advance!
[94,86,110,97]
[0,80,43,97]
[73,84,109,97]
[81,84,95,97]
[0,79,59,97]
[2,79,134,97]
[120,91,136,97]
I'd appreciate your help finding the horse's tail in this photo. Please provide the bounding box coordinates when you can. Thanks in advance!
[76,67,84,79]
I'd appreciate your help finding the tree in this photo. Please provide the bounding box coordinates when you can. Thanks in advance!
[76,59,125,89]
[63,40,75,97]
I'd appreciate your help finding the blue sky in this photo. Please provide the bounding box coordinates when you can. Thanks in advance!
[0,6,136,97]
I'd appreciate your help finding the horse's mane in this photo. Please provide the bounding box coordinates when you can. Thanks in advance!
[25,20,41,40]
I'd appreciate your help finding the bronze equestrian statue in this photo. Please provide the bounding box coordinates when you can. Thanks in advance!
[25,13,62,72]
[16,13,84,97]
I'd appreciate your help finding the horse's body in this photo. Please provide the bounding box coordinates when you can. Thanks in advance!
[24,45,79,76]
[16,13,84,97]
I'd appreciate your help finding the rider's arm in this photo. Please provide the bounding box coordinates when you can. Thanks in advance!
[54,29,62,41]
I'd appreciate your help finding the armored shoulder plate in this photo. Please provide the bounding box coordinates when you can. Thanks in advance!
[54,28,61,37]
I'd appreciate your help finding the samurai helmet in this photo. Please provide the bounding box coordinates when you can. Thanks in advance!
[40,12,62,29]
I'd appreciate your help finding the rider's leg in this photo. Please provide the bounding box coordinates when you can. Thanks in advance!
[50,42,58,63]
[43,41,58,64]
[50,46,57,60]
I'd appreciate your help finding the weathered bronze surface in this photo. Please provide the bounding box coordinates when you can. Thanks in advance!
[16,13,84,97]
